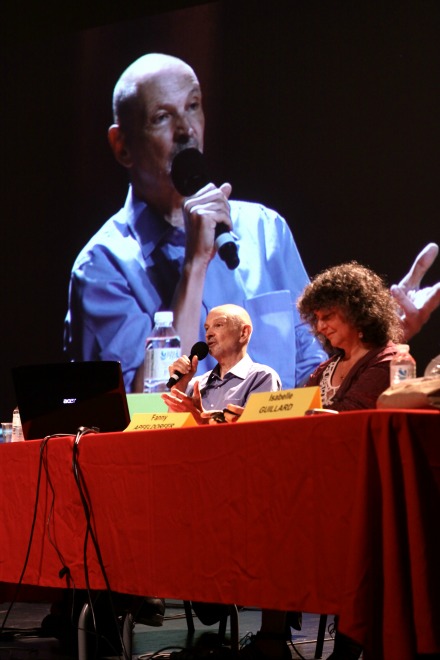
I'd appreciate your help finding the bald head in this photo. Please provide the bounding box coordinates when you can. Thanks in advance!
[112,53,199,136]
[108,53,205,210]
[208,304,253,335]
[204,304,253,368]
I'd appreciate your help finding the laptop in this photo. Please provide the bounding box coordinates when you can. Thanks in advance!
[12,361,130,440]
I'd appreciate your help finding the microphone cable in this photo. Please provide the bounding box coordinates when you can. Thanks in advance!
[72,425,131,660]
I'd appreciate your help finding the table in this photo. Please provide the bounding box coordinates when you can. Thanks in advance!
[1,409,439,659]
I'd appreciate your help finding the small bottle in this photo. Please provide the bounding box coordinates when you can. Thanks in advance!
[12,406,24,442]
[424,353,440,378]
[390,344,417,387]
[143,311,181,393]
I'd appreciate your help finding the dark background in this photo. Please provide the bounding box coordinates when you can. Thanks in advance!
[1,0,439,421]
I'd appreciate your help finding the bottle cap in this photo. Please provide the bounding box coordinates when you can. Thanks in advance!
[154,311,174,326]
[395,344,410,353]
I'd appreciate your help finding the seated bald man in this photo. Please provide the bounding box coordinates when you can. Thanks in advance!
[162,303,281,635]
[162,303,281,424]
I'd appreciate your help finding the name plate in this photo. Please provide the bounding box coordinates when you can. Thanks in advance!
[124,412,197,431]
[239,386,322,422]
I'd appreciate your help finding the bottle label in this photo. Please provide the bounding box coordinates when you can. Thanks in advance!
[145,347,181,382]
[390,363,416,385]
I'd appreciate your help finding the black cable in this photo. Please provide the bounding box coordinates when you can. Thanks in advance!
[72,426,131,660]
[72,427,100,658]
[40,434,81,642]
[0,433,70,636]
[41,437,76,587]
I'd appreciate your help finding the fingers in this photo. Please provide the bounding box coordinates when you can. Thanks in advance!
[168,355,191,377]
[219,182,232,199]
[391,279,440,317]
[391,281,440,341]
[161,390,191,413]
[162,386,200,413]
[168,354,199,375]
[390,285,418,315]
[397,243,439,290]
[390,285,420,340]
[161,383,204,424]
[183,183,234,260]
[418,282,440,316]
[199,403,244,424]
[223,404,244,423]
[183,183,232,231]
[192,380,203,409]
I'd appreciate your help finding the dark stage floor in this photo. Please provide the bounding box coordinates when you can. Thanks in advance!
[0,600,337,659]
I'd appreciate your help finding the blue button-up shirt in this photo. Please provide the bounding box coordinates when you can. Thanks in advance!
[65,187,325,391]
[188,353,281,411]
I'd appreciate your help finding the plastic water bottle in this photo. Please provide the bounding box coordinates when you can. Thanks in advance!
[390,344,417,387]
[424,353,440,378]
[143,311,181,393]
[12,406,24,441]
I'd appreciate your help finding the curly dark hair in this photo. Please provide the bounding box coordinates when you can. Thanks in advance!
[297,261,403,350]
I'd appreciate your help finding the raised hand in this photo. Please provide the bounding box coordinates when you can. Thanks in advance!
[161,379,204,424]
[390,243,440,340]
[182,182,232,264]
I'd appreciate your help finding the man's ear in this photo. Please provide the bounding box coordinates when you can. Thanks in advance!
[241,324,252,345]
[108,124,133,168]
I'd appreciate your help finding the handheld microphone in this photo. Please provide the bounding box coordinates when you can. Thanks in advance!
[171,148,240,270]
[166,340,209,389]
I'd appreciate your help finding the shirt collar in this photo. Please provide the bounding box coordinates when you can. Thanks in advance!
[208,353,253,382]
[125,186,185,259]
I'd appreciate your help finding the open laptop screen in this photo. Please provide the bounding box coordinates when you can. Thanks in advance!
[12,361,130,440]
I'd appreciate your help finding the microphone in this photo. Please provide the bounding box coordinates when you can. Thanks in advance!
[166,340,209,389]
[171,148,240,270]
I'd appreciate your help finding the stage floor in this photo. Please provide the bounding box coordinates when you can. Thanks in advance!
[0,600,335,659]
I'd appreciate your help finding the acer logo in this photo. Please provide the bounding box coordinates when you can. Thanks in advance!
[63,398,77,404]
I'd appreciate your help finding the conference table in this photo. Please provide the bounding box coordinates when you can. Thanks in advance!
[1,409,439,659]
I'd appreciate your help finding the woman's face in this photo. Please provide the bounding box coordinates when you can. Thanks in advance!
[314,307,359,350]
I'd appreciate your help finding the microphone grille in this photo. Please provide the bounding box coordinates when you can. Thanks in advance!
[191,341,209,360]
[171,148,209,196]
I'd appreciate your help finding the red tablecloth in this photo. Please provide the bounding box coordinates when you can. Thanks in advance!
[1,409,439,659]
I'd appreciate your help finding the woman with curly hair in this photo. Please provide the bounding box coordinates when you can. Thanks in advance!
[297,261,404,412]
[225,264,406,660]
[203,264,406,660]
[295,261,404,660]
